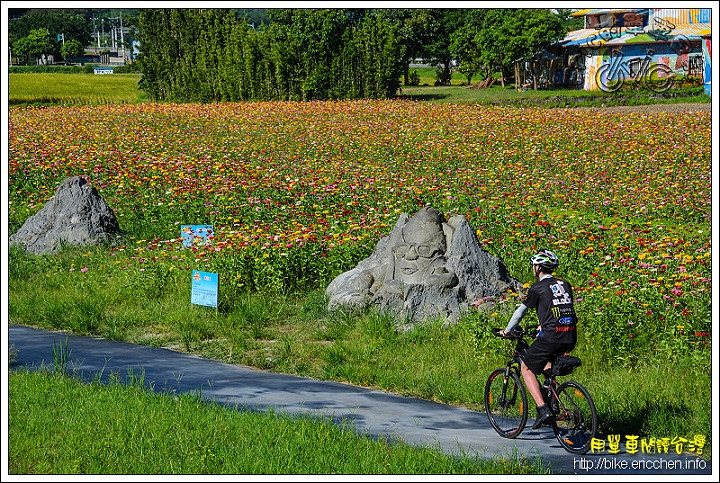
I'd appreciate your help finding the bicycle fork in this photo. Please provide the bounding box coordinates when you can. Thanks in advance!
[500,367,519,409]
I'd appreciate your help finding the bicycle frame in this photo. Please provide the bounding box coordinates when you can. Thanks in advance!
[484,327,598,454]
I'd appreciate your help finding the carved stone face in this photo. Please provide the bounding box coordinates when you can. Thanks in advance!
[393,209,448,285]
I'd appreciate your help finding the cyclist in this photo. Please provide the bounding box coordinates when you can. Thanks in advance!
[500,249,578,429]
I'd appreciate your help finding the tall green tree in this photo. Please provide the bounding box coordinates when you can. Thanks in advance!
[449,9,487,85]
[135,8,403,102]
[267,9,350,100]
[556,8,585,32]
[12,28,53,65]
[476,8,564,87]
[60,38,84,61]
[375,9,432,86]
[420,9,467,86]
[350,12,403,98]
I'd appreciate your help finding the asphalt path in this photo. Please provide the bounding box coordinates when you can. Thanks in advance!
[8,324,712,477]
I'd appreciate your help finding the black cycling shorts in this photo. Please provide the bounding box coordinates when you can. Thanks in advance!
[523,336,576,375]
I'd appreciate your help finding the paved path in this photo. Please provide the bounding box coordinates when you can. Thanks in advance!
[8,325,712,476]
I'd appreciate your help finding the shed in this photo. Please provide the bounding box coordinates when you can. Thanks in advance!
[551,8,711,91]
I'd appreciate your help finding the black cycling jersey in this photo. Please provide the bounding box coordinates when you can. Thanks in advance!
[523,275,577,345]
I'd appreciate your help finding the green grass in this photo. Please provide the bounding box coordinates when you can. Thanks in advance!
[400,66,709,106]
[8,72,146,106]
[7,72,712,472]
[8,369,548,474]
[9,70,709,107]
[8,244,712,461]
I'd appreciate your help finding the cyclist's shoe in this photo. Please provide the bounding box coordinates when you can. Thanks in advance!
[532,404,553,429]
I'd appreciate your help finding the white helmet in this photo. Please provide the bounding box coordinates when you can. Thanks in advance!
[530,249,559,272]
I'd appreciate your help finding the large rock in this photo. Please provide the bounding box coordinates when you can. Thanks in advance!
[9,176,120,255]
[326,206,522,327]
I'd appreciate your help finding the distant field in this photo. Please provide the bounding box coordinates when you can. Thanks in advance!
[9,73,145,106]
[9,70,709,107]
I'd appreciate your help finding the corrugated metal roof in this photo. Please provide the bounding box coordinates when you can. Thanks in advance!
[558,23,711,48]
[558,28,622,47]
[572,8,711,24]
[648,8,712,25]
[604,23,712,45]
[559,8,711,48]
[571,9,647,17]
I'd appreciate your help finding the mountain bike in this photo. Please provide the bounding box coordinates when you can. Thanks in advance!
[484,327,598,454]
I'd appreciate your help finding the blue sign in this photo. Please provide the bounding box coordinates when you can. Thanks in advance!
[191,270,219,308]
[181,224,214,247]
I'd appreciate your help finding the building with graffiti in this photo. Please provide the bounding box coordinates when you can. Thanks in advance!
[547,8,711,94]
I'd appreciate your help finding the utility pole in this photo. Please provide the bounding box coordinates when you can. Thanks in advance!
[120,15,125,63]
[92,17,101,52]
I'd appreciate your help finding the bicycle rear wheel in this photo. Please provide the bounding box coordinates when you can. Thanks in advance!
[484,368,528,438]
[553,380,598,454]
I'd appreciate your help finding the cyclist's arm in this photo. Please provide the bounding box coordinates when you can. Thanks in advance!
[503,303,529,333]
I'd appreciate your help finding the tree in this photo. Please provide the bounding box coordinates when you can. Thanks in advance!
[135,8,402,102]
[267,9,351,100]
[8,9,92,60]
[12,28,53,65]
[60,38,84,62]
[556,8,584,32]
[374,9,433,86]
[449,10,486,85]
[476,9,565,87]
[420,9,467,86]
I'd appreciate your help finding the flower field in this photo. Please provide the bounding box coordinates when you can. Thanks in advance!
[7,100,712,369]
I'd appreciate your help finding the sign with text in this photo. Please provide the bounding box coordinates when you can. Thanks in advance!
[181,225,214,247]
[191,270,219,308]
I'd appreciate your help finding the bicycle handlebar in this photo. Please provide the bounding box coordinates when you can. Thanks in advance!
[491,327,539,340]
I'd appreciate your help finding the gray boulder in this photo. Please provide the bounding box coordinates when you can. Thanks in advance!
[9,176,120,255]
[326,206,522,327]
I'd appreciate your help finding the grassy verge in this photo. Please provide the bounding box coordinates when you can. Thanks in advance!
[8,244,712,459]
[8,368,548,474]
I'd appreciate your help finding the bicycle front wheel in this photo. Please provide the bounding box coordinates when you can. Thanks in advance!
[553,380,598,454]
[484,368,528,438]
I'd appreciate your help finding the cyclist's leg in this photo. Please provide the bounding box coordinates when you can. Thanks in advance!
[522,339,554,407]
[520,360,544,407]
[522,339,560,427]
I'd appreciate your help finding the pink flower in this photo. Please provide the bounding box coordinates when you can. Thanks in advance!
[81,267,89,273]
